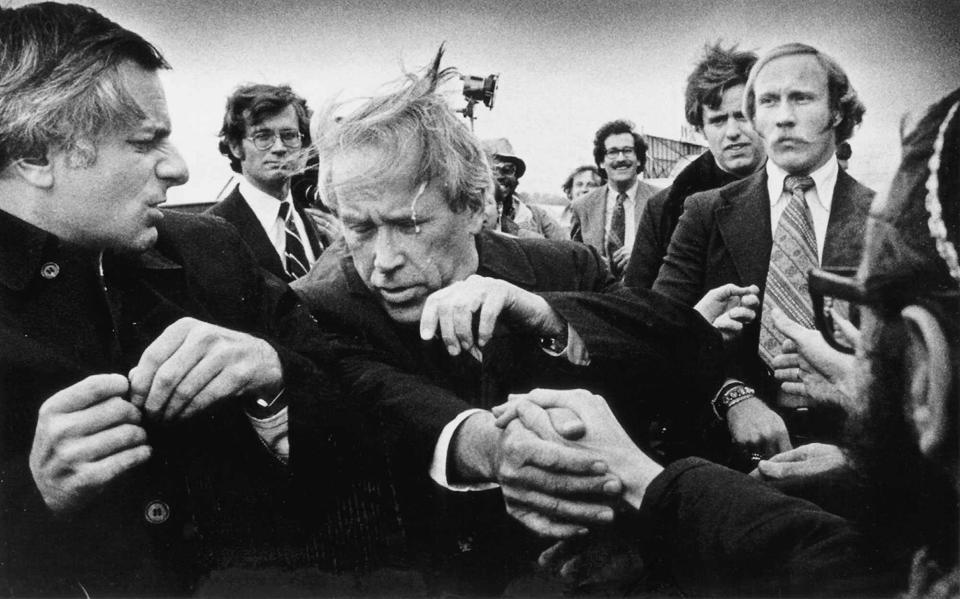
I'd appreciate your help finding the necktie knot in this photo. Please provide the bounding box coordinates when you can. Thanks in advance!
[278,201,292,221]
[615,192,627,206]
[784,175,815,196]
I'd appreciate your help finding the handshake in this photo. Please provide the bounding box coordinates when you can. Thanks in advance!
[486,389,664,539]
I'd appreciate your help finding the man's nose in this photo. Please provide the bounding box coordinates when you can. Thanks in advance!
[372,228,404,273]
[157,144,189,187]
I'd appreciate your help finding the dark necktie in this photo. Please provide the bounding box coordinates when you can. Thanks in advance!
[278,201,310,280]
[759,175,818,367]
[607,192,627,257]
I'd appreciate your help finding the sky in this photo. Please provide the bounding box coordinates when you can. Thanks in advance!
[10,0,960,203]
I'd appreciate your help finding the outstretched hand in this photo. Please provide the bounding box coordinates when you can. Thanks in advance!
[420,274,565,358]
[694,283,760,342]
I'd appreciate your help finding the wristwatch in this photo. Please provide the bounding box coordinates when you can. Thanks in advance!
[711,382,756,421]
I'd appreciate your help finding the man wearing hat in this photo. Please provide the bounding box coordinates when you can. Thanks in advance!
[482,138,565,240]
[571,120,661,278]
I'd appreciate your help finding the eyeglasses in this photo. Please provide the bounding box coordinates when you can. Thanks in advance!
[245,129,303,151]
[808,267,960,354]
[493,163,517,176]
[604,147,636,159]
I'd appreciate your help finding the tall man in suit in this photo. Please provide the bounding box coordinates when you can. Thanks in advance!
[654,43,872,459]
[624,43,766,289]
[571,120,660,278]
[208,84,337,281]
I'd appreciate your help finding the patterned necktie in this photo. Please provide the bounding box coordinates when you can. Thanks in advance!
[759,176,818,367]
[607,192,627,256]
[278,201,310,280]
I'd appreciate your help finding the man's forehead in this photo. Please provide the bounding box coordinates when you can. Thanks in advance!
[120,62,172,132]
[756,54,827,88]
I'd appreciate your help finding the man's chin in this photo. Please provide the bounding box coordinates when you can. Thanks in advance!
[378,296,425,325]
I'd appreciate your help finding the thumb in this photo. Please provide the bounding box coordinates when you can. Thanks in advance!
[771,308,805,341]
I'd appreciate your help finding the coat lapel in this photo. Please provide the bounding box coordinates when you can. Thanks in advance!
[716,171,772,286]
[822,170,873,268]
[212,188,289,279]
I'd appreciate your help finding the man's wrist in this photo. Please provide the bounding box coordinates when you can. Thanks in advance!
[712,382,756,421]
[448,410,499,484]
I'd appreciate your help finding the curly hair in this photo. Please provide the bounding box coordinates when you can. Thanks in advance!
[591,120,647,173]
[217,84,312,174]
[561,165,601,198]
[685,42,758,129]
[0,3,168,169]
[744,43,865,144]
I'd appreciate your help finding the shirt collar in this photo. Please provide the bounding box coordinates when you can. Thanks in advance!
[765,156,838,211]
[238,178,292,229]
[606,178,640,203]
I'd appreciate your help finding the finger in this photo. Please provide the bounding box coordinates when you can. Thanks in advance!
[175,366,238,420]
[779,382,807,395]
[764,446,807,462]
[142,339,205,418]
[476,292,505,349]
[507,389,579,413]
[505,424,607,475]
[55,397,143,438]
[450,298,477,354]
[726,306,757,323]
[767,426,793,456]
[503,488,615,526]
[782,338,798,353]
[42,374,130,414]
[159,354,229,421]
[81,444,153,490]
[538,539,578,570]
[514,399,563,441]
[509,506,588,539]
[72,423,149,463]
[549,407,586,440]
[770,308,804,342]
[435,299,462,356]
[772,352,801,370]
[419,293,441,341]
[129,318,195,407]
[832,309,861,346]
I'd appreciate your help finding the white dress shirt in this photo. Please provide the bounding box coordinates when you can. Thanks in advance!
[603,178,640,251]
[238,179,317,265]
[764,157,838,260]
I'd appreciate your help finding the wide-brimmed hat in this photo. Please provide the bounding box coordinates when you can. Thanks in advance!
[481,137,526,178]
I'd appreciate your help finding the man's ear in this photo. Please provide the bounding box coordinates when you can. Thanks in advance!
[831,111,842,129]
[12,155,54,189]
[228,141,244,162]
[901,305,953,457]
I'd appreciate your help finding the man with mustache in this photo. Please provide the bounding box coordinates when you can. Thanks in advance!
[495,87,960,597]
[571,120,660,278]
[654,43,873,460]
[208,84,336,282]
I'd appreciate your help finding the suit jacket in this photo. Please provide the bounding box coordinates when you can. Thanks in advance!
[569,180,660,254]
[623,151,740,289]
[653,168,874,398]
[206,184,325,281]
[0,209,345,595]
[291,230,724,593]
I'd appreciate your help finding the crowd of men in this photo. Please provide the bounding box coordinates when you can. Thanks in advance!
[0,2,957,598]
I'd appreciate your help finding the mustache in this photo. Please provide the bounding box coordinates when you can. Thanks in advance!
[611,161,634,169]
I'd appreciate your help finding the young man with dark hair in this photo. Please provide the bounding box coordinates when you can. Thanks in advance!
[625,42,766,289]
[208,84,337,281]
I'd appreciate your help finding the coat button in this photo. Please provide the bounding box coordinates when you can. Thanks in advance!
[144,500,171,524]
[40,262,60,279]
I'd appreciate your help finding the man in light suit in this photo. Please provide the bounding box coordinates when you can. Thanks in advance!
[207,84,336,282]
[654,43,872,460]
[570,120,660,278]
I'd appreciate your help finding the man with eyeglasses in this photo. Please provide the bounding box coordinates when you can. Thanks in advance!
[481,137,565,240]
[571,120,660,278]
[208,84,336,282]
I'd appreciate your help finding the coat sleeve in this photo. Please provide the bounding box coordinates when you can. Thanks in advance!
[652,191,713,306]
[633,458,901,597]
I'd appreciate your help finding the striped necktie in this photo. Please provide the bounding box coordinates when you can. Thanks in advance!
[759,175,818,367]
[607,192,627,254]
[278,201,310,280]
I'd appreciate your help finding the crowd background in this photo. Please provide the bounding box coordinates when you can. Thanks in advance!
[15,0,958,205]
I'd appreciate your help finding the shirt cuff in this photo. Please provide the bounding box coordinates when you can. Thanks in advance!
[429,409,500,491]
[247,406,289,463]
